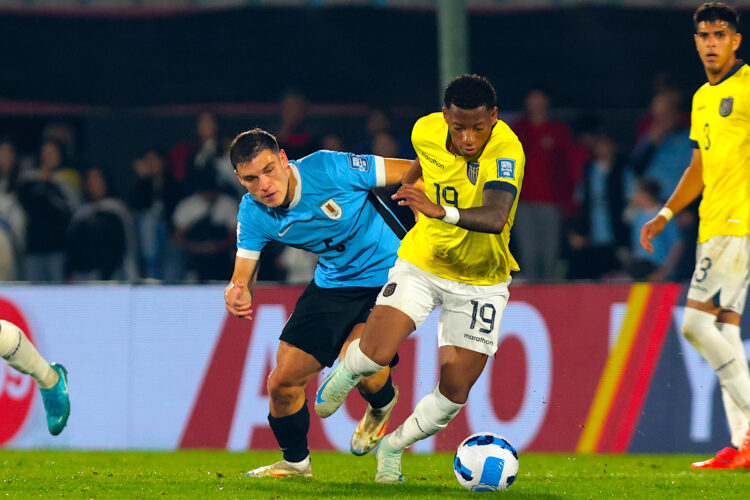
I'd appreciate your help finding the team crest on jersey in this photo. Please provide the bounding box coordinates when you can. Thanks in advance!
[497,159,516,180]
[382,282,397,297]
[719,97,734,117]
[320,199,343,219]
[466,163,479,185]
[349,154,370,172]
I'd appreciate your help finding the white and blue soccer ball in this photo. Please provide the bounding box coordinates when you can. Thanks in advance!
[453,432,519,492]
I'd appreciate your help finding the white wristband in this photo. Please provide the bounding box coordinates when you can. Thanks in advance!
[658,207,673,222]
[441,205,460,225]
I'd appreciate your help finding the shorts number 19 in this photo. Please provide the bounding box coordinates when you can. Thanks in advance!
[470,300,496,334]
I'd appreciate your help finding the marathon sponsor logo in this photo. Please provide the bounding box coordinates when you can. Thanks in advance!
[421,153,445,169]
[464,333,494,346]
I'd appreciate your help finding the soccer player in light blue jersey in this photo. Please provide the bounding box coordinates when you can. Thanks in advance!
[224,128,416,478]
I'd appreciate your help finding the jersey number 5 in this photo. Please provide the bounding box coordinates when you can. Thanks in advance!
[324,238,346,253]
[434,183,459,207]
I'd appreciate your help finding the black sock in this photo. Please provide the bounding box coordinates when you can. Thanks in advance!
[268,402,310,463]
[359,374,395,409]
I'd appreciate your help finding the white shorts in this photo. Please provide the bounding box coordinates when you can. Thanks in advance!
[687,235,750,314]
[375,258,510,356]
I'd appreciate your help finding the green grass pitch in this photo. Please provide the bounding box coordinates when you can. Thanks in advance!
[0,450,747,498]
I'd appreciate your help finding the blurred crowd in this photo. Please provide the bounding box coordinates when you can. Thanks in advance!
[0,84,699,284]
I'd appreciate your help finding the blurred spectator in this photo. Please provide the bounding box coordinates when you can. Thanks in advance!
[172,169,237,281]
[321,133,346,152]
[512,89,575,281]
[16,139,77,281]
[0,137,26,281]
[278,247,318,285]
[568,113,601,186]
[274,90,319,159]
[127,148,183,281]
[67,167,137,281]
[625,177,682,281]
[629,90,693,196]
[42,121,78,167]
[354,106,413,158]
[635,76,690,140]
[167,112,224,192]
[566,134,630,279]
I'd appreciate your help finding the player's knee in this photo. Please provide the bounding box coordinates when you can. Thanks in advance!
[0,320,20,356]
[267,372,302,405]
[681,308,714,344]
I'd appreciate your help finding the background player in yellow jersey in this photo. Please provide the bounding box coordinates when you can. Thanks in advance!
[641,2,750,469]
[315,74,524,483]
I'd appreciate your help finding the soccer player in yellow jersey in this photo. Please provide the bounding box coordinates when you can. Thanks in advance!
[315,74,524,483]
[641,2,750,469]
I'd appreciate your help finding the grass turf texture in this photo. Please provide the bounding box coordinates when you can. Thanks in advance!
[0,451,747,498]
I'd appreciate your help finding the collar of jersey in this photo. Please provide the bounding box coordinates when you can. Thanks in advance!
[712,59,745,86]
[287,162,302,209]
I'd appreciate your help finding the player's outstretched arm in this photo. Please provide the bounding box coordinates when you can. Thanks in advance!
[225,256,258,320]
[383,158,420,186]
[400,158,422,185]
[640,150,703,253]
[392,183,514,234]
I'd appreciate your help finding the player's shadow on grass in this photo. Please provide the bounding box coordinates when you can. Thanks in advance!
[239,478,564,498]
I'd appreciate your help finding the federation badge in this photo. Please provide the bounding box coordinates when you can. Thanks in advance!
[382,282,397,297]
[497,159,516,180]
[719,97,733,117]
[349,154,370,172]
[466,162,479,185]
[320,199,342,219]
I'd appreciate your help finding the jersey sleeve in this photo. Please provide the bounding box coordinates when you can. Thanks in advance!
[236,196,268,260]
[689,92,701,149]
[480,140,525,198]
[323,150,386,190]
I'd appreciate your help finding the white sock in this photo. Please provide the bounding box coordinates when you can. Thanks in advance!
[284,455,310,470]
[718,323,750,448]
[388,385,464,451]
[0,320,57,388]
[342,339,385,378]
[682,310,750,420]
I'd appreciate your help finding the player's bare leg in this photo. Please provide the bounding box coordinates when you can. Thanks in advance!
[245,341,320,478]
[376,346,487,483]
[0,320,70,436]
[340,324,400,455]
[682,300,750,468]
[315,306,413,418]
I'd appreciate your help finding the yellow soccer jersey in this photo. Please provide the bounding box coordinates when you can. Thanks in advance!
[689,61,750,243]
[398,112,525,285]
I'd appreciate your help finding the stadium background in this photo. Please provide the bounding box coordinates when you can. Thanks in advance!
[1,0,749,458]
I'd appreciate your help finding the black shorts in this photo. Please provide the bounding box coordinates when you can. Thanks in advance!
[280,281,393,367]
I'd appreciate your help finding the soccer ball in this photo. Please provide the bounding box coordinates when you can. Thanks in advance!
[453,432,519,492]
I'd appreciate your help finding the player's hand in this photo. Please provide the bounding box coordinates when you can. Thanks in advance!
[392,183,444,220]
[224,280,253,320]
[639,215,668,254]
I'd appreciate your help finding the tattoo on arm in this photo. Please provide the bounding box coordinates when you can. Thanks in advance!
[248,262,260,297]
[455,189,515,234]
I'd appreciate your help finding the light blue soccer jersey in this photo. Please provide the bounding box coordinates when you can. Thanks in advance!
[236,150,401,288]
